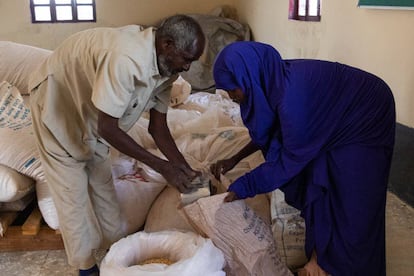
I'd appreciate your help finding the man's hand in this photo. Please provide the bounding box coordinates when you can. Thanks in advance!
[161,163,201,193]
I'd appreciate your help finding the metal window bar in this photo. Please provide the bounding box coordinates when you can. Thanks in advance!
[30,0,96,23]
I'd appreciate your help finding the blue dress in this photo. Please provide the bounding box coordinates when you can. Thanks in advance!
[213,41,395,275]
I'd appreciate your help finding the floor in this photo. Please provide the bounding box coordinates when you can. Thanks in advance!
[0,191,413,276]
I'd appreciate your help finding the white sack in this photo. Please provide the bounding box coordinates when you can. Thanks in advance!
[0,41,51,94]
[179,90,243,126]
[137,127,252,183]
[100,230,226,276]
[0,164,35,202]
[0,81,59,229]
[110,151,137,179]
[110,150,167,235]
[114,175,166,235]
[35,179,59,229]
[128,91,243,152]
[0,81,42,180]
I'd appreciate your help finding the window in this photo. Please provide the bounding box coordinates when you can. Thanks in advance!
[289,0,321,22]
[30,0,96,23]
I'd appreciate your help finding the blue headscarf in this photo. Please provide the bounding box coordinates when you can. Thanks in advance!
[213,41,286,152]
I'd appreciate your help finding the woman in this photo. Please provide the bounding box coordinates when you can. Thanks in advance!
[210,41,395,276]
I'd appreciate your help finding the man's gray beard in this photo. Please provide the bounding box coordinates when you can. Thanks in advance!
[158,55,172,77]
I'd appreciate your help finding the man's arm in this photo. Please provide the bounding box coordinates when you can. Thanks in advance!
[148,108,199,180]
[148,108,192,169]
[97,110,195,193]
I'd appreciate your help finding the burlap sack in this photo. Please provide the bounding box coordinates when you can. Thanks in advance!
[0,164,35,202]
[271,189,307,270]
[144,186,195,233]
[181,193,293,276]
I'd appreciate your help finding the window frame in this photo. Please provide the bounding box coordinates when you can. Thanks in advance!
[30,0,96,23]
[289,0,321,22]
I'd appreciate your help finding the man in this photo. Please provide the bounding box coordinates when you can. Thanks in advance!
[29,15,205,276]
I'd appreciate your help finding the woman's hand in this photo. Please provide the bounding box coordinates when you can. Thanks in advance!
[223,191,239,202]
[210,141,258,180]
[210,158,238,180]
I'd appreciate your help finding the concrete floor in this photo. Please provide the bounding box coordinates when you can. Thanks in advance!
[0,191,413,276]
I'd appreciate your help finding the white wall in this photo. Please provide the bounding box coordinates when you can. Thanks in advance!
[1,0,412,127]
[235,0,414,127]
[0,0,235,49]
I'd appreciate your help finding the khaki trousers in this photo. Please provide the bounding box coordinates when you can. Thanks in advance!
[30,80,123,269]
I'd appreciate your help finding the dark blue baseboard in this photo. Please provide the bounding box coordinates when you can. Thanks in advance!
[389,123,414,207]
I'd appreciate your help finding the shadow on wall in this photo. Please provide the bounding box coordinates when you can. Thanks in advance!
[388,123,414,207]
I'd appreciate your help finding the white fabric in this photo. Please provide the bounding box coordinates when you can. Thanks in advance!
[100,230,226,276]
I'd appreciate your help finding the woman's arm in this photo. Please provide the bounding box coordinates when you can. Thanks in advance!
[210,140,259,179]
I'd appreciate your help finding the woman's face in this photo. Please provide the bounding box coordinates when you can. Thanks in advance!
[227,88,245,104]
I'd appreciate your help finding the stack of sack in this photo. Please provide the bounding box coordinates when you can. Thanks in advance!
[113,89,250,235]
[0,41,57,232]
[0,81,48,234]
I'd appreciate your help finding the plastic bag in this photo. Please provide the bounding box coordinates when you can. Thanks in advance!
[100,230,225,276]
